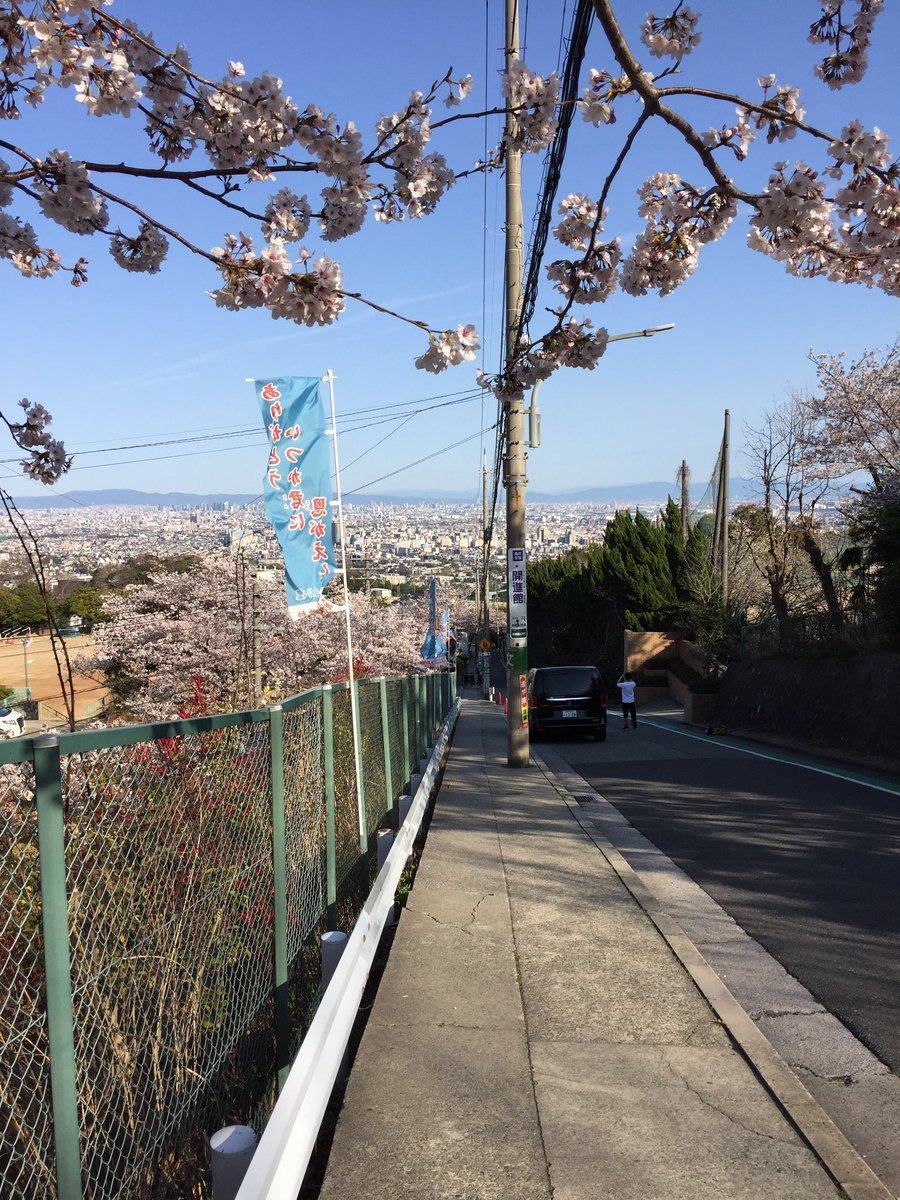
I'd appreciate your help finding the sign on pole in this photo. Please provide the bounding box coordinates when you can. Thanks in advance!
[255,376,335,618]
[508,548,527,638]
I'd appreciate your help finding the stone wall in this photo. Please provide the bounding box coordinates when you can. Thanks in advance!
[714,653,900,765]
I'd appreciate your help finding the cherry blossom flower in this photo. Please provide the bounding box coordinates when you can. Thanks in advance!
[415,324,480,374]
[502,60,559,152]
[641,7,701,59]
[109,221,169,273]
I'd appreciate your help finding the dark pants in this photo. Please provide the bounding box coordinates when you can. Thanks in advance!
[622,702,637,727]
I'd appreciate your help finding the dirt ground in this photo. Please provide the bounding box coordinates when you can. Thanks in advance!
[0,633,108,721]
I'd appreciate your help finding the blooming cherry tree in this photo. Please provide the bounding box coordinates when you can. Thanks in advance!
[1,1,897,467]
[80,560,438,721]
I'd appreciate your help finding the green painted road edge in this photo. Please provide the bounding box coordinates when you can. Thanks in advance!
[641,714,900,798]
[531,746,895,1200]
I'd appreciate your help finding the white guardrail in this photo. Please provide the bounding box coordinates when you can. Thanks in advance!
[235,699,460,1200]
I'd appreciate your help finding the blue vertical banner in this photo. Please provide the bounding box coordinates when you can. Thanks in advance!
[255,376,335,618]
[420,579,437,661]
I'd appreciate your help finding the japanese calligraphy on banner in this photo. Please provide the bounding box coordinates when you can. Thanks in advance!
[255,376,335,619]
[508,547,527,638]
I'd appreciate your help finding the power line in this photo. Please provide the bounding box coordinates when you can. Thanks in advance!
[345,424,498,496]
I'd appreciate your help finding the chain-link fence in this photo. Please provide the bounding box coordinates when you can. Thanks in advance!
[0,672,456,1200]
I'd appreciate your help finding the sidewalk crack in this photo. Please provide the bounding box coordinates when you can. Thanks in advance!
[667,1059,796,1145]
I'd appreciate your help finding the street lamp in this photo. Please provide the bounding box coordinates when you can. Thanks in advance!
[527,324,675,449]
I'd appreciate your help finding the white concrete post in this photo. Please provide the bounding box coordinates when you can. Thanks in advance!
[210,1125,257,1200]
[321,929,348,990]
[377,829,394,871]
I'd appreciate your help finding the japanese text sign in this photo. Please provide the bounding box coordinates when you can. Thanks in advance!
[508,547,527,638]
[255,376,334,618]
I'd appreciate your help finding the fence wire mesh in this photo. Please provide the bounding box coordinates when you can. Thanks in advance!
[385,680,404,814]
[0,672,449,1200]
[358,682,385,837]
[0,761,55,1200]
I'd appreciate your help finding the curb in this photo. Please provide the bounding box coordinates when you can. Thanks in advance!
[531,745,895,1200]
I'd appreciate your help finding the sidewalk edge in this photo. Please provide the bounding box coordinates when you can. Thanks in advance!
[531,745,895,1200]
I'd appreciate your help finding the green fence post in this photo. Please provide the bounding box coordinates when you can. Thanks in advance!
[417,675,426,759]
[352,680,368,857]
[323,686,337,930]
[400,676,411,788]
[33,734,83,1200]
[269,704,290,1091]
[378,678,395,825]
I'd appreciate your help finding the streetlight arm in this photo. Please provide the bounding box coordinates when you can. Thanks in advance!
[607,323,675,343]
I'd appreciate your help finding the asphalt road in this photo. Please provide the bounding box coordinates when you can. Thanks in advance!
[544,715,900,1074]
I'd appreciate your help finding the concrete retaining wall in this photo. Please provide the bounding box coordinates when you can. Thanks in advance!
[714,653,900,765]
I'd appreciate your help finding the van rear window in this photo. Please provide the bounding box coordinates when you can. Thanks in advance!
[538,669,598,698]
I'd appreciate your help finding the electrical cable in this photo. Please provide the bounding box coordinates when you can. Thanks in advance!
[344,424,498,497]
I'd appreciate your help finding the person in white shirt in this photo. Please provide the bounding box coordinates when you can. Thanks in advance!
[617,672,637,729]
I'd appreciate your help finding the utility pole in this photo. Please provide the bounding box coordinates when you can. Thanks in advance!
[481,455,491,697]
[721,409,730,605]
[678,459,691,541]
[504,0,528,767]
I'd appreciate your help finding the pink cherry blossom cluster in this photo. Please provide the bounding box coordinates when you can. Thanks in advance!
[2,398,71,483]
[209,234,346,325]
[578,68,617,128]
[620,174,736,298]
[109,220,168,273]
[547,194,620,304]
[640,6,702,59]
[414,325,480,374]
[749,156,900,296]
[809,0,884,89]
[506,319,610,390]
[502,60,560,152]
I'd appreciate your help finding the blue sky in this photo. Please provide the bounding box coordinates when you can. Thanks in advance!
[2,1,897,502]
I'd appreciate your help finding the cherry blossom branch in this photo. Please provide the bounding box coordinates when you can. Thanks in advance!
[85,182,222,263]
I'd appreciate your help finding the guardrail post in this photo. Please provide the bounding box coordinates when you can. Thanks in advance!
[323,686,337,930]
[378,678,395,824]
[269,704,290,1091]
[33,733,83,1200]
[400,676,411,791]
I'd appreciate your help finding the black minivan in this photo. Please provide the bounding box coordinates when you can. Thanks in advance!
[528,665,607,741]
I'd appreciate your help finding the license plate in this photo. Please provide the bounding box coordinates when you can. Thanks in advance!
[561,709,578,718]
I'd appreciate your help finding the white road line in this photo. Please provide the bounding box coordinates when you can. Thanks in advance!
[640,716,900,798]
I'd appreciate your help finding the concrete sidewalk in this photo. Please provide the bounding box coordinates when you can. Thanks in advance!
[318,700,863,1200]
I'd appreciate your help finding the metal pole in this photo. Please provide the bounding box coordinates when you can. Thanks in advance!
[378,677,395,822]
[722,409,730,605]
[323,685,337,930]
[33,733,83,1200]
[324,369,366,849]
[504,0,528,767]
[481,456,491,698]
[268,704,290,1090]
[21,635,31,699]
[400,675,411,788]
[252,570,263,705]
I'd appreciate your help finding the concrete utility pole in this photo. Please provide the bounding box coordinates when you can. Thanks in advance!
[481,455,491,697]
[504,0,529,767]
[721,409,730,604]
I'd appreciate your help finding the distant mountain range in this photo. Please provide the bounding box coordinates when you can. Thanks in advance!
[9,480,757,509]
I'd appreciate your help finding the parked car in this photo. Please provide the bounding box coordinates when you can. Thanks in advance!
[528,666,607,741]
[0,706,25,738]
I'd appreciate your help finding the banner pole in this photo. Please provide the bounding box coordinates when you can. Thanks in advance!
[324,369,367,847]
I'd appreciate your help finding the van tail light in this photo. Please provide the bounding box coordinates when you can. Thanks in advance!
[529,692,537,709]
[600,690,607,706]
